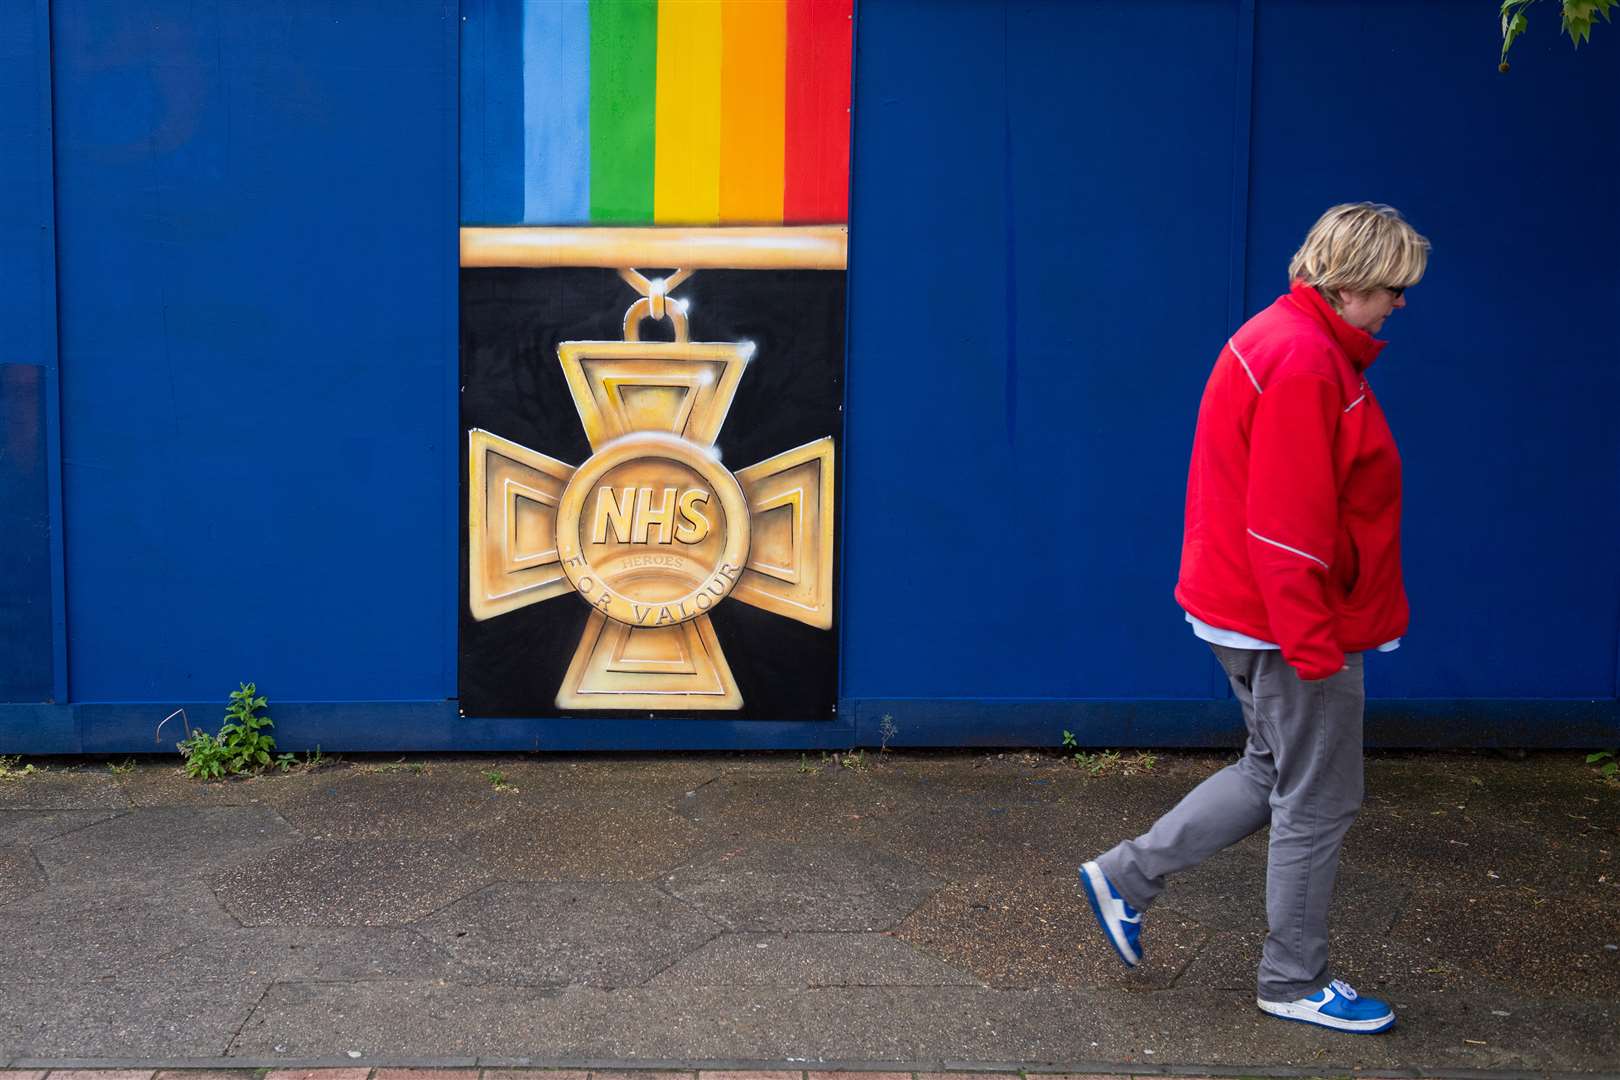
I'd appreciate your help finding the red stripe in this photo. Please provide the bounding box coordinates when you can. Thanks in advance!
[783,0,852,224]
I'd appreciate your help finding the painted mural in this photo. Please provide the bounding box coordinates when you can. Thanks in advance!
[459,0,851,719]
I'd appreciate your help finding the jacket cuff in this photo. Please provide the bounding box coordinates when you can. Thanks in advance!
[1287,647,1346,681]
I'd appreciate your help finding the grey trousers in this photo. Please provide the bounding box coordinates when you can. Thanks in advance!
[1096,643,1366,1001]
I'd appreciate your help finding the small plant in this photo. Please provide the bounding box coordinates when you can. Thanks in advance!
[1075,749,1121,776]
[483,768,517,792]
[879,714,898,753]
[798,752,815,775]
[274,747,332,773]
[1589,749,1618,783]
[1061,732,1156,777]
[178,729,229,779]
[0,755,39,781]
[107,758,136,775]
[218,683,277,773]
[178,682,279,780]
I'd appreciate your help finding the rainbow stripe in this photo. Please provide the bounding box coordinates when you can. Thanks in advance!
[461,0,852,227]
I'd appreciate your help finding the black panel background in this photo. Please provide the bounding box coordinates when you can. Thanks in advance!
[459,268,844,721]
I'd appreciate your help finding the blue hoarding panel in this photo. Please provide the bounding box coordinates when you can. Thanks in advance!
[0,366,53,702]
[2,0,1612,753]
[460,0,526,225]
[51,1,459,704]
[1246,2,1620,700]
[844,0,1243,702]
[0,0,58,703]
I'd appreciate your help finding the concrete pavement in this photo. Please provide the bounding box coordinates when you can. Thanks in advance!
[0,749,1614,1076]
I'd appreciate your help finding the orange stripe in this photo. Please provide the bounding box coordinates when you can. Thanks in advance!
[719,0,786,223]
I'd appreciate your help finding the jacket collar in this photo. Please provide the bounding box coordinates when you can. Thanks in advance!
[1286,281,1386,371]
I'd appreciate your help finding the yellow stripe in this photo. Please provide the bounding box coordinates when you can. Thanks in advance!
[719,0,786,224]
[654,0,724,225]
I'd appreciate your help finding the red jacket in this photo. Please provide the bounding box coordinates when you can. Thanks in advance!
[1175,282,1408,680]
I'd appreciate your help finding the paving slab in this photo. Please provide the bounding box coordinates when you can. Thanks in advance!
[260,767,516,842]
[1393,883,1620,997]
[1347,797,1616,897]
[673,771,916,849]
[0,770,129,810]
[415,882,721,986]
[648,933,981,988]
[0,878,239,986]
[1154,850,1408,936]
[460,802,705,883]
[663,844,940,933]
[0,977,267,1059]
[226,981,563,1058]
[34,805,298,886]
[114,762,272,806]
[0,809,125,846]
[213,839,495,927]
[136,926,466,983]
[893,875,1208,991]
[0,845,46,908]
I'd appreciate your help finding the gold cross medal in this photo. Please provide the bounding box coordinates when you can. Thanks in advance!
[467,265,835,711]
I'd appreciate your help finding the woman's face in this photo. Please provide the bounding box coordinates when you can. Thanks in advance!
[1338,286,1406,335]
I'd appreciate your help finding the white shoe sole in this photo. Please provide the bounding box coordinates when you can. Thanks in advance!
[1256,996,1395,1033]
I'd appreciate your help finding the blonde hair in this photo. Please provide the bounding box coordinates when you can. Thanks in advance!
[1289,203,1430,305]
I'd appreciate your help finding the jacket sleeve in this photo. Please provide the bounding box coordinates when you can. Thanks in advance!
[1245,373,1344,680]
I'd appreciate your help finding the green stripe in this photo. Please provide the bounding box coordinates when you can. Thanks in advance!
[589,0,658,223]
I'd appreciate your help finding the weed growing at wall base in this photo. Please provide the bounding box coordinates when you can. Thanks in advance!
[1059,731,1157,776]
[178,683,280,780]
[0,755,38,780]
[1589,749,1618,784]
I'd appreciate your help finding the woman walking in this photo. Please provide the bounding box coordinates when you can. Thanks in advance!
[1079,203,1430,1034]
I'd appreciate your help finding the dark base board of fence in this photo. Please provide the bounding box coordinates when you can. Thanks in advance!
[0,697,1615,754]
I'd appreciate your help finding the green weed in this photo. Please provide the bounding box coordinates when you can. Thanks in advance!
[178,683,279,780]
[1060,732,1156,776]
[1588,749,1618,784]
[0,755,38,781]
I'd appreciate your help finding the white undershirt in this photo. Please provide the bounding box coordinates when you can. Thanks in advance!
[1185,612,1401,653]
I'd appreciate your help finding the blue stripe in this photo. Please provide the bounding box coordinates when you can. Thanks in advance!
[522,0,591,224]
[460,0,525,225]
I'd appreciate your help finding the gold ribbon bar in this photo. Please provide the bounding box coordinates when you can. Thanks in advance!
[460,225,848,270]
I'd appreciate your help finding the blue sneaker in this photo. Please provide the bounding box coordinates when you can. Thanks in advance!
[1078,860,1141,967]
[1257,979,1396,1033]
